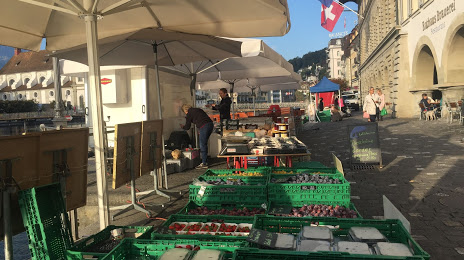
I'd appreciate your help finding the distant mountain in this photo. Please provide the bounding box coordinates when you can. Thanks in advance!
[289,48,327,72]
[0,46,14,70]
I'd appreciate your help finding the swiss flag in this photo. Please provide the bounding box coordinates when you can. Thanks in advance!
[321,2,344,32]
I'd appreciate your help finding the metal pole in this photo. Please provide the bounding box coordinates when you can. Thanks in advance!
[190,74,199,149]
[83,7,109,229]
[153,44,169,189]
[2,160,13,260]
[230,82,235,119]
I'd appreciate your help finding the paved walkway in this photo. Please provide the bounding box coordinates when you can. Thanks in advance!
[298,112,464,259]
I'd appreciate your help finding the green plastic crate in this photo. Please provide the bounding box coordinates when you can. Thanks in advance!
[268,173,350,205]
[66,225,153,259]
[267,201,361,218]
[232,249,426,260]
[199,174,268,186]
[291,161,329,169]
[189,180,267,205]
[18,183,73,260]
[151,214,254,240]
[249,215,429,260]
[101,238,248,260]
[177,201,267,218]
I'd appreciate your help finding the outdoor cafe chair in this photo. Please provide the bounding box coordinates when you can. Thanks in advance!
[418,103,427,120]
[448,102,459,123]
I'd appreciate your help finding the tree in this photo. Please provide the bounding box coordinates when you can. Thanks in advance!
[295,90,306,102]
[330,78,350,91]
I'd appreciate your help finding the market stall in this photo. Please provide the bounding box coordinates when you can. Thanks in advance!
[310,77,341,122]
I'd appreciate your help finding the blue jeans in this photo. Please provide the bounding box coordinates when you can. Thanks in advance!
[199,122,214,164]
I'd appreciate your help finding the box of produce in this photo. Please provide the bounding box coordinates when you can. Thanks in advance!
[153,214,254,240]
[177,201,266,218]
[101,238,248,260]
[66,225,153,259]
[201,168,270,178]
[243,216,429,260]
[267,202,360,219]
[189,176,268,205]
[268,173,350,205]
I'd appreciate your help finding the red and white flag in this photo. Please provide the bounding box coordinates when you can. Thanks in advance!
[321,1,344,32]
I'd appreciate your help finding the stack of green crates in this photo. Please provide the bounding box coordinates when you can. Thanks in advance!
[18,183,74,260]
[189,168,270,205]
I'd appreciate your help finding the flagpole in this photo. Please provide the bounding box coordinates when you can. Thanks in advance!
[335,0,364,19]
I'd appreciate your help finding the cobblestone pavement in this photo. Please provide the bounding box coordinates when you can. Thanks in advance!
[297,112,464,259]
[3,112,463,259]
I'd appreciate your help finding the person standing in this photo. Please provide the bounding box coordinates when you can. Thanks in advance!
[181,104,214,169]
[211,88,232,120]
[376,89,385,121]
[363,87,378,122]
[318,98,324,111]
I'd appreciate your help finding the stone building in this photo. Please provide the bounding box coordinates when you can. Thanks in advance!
[358,0,464,118]
[342,27,360,90]
[0,49,85,109]
[327,38,344,79]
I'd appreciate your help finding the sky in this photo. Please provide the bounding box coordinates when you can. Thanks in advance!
[259,0,359,60]
[34,0,359,61]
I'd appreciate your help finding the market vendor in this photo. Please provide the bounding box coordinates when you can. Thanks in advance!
[181,104,213,169]
[210,88,232,120]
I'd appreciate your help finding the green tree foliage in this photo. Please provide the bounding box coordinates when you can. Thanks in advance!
[330,78,350,91]
[0,100,39,113]
[289,48,328,72]
[295,90,307,102]
[318,67,329,81]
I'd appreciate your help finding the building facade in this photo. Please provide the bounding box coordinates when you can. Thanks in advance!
[342,27,360,90]
[358,0,464,118]
[0,50,85,109]
[327,38,344,79]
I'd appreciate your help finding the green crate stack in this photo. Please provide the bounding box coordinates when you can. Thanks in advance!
[291,161,329,169]
[248,215,429,260]
[270,167,341,175]
[177,201,267,218]
[66,225,153,259]
[267,173,350,206]
[151,214,254,241]
[189,177,268,205]
[18,183,73,260]
[201,168,271,178]
[101,238,248,260]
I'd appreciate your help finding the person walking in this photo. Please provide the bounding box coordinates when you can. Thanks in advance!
[376,89,385,121]
[363,87,378,122]
[210,88,232,120]
[181,104,214,169]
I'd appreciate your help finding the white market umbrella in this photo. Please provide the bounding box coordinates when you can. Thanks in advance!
[0,1,291,246]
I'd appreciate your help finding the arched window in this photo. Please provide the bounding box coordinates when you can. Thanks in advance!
[9,79,15,86]
[2,94,7,100]
[66,90,71,96]
[34,92,38,98]
[18,94,23,99]
[39,77,46,84]
[24,78,30,84]
[49,91,54,97]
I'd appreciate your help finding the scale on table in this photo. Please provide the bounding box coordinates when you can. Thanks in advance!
[219,136,252,155]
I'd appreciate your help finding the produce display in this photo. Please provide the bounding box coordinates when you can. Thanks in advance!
[271,174,342,184]
[205,179,251,186]
[206,171,264,177]
[248,137,308,154]
[187,206,265,216]
[278,204,358,218]
[166,221,252,236]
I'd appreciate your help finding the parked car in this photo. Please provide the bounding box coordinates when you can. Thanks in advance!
[342,93,360,111]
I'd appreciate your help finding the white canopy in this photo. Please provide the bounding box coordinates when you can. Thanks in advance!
[1,0,290,52]
[197,76,300,92]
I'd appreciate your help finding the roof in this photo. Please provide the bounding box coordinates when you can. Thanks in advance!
[0,50,52,75]
[0,81,73,92]
[310,77,340,93]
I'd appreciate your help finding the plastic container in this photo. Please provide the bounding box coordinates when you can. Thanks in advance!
[299,226,333,242]
[336,241,372,255]
[374,242,414,257]
[348,227,387,244]
[267,201,360,217]
[177,201,267,217]
[297,240,332,252]
[159,248,192,260]
[66,225,153,259]
[191,249,224,260]
[251,215,430,259]
[189,182,267,205]
[18,183,73,260]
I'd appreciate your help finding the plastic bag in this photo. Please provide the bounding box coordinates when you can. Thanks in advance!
[380,108,388,116]
[363,112,370,119]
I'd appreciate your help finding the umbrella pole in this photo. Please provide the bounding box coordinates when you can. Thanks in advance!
[190,74,199,149]
[230,82,235,119]
[83,14,109,229]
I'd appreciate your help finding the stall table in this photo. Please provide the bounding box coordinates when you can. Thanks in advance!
[218,152,310,169]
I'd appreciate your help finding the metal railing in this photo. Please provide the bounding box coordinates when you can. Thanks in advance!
[0,111,85,120]
[234,102,308,110]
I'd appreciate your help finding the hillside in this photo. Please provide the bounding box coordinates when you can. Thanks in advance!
[289,48,327,72]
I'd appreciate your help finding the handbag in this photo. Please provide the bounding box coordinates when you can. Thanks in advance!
[380,108,388,116]
[363,111,370,118]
